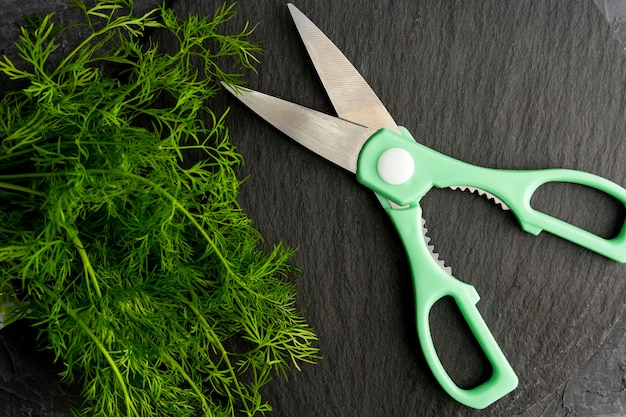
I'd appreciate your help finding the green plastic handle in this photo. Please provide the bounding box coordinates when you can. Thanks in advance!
[379,199,518,409]
[358,127,626,263]
[356,126,626,407]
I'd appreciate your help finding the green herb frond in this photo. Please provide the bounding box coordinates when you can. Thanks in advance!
[0,1,318,416]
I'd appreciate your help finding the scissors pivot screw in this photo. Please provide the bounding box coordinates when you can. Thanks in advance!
[376,147,415,185]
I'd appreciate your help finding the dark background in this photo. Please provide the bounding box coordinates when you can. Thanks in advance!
[2,1,626,416]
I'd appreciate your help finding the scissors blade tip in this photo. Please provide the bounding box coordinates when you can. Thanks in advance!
[220,81,243,95]
[285,3,399,132]
[287,3,303,18]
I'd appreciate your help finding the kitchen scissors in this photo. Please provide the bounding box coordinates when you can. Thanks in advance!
[223,4,626,409]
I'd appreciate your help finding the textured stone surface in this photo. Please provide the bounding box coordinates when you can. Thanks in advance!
[523,309,626,416]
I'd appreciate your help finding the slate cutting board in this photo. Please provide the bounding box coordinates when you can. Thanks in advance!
[1,0,626,416]
[207,0,626,415]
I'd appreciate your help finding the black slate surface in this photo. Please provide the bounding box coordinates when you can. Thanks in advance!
[2,1,626,416]
[216,1,626,415]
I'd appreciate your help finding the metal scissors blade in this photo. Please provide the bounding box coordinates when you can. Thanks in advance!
[287,3,399,132]
[221,83,376,173]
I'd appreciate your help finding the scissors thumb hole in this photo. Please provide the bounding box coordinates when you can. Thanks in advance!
[529,181,626,240]
[428,296,493,389]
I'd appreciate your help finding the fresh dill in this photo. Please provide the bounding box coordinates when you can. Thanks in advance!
[0,1,319,416]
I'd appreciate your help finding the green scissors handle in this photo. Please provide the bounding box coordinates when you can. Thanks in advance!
[379,199,518,409]
[359,127,626,263]
[357,127,626,408]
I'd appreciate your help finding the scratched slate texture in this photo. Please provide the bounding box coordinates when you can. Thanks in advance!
[523,309,626,417]
[214,1,626,416]
[1,1,626,417]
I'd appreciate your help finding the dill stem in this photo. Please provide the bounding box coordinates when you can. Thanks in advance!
[161,351,214,417]
[71,235,102,298]
[53,23,131,77]
[53,11,161,77]
[0,172,51,181]
[40,285,135,417]
[0,178,102,298]
[0,181,45,197]
[181,292,250,416]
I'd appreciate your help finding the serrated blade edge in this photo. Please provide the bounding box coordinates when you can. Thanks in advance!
[421,217,452,275]
[449,185,510,210]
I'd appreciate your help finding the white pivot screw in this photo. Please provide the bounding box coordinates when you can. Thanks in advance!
[377,147,415,185]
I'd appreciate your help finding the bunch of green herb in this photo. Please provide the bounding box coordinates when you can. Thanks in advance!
[0,1,319,416]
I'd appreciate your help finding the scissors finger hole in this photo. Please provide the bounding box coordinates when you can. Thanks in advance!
[429,296,493,390]
[530,181,625,239]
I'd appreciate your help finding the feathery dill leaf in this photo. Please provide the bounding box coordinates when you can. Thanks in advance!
[0,1,319,416]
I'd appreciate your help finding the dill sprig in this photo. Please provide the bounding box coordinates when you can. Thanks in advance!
[0,1,319,416]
